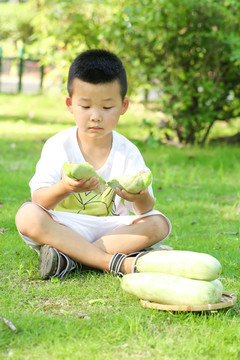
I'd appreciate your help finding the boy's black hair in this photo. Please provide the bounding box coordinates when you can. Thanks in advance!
[67,49,127,100]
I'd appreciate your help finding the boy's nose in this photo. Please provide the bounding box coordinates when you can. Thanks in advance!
[90,109,102,122]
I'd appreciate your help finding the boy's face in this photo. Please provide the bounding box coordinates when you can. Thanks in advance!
[66,79,129,142]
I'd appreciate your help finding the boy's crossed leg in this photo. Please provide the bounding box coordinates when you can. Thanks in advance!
[94,215,169,273]
[15,203,170,279]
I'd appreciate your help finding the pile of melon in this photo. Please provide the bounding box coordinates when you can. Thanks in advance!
[121,251,223,306]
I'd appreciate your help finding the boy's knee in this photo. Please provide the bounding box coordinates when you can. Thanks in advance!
[15,203,45,236]
[147,215,170,242]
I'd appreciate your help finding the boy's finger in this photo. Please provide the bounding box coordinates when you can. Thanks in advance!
[87,177,99,184]
[74,178,86,184]
[114,188,122,195]
[139,189,147,195]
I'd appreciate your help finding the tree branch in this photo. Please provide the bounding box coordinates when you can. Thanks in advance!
[0,317,17,333]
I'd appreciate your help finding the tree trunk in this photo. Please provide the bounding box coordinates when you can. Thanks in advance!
[200,120,215,145]
[144,89,149,102]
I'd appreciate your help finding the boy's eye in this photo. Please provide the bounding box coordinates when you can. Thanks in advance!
[103,106,112,110]
[81,106,90,109]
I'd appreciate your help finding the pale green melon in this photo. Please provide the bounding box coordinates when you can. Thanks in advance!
[62,162,106,194]
[135,250,222,281]
[121,272,223,305]
[107,171,152,194]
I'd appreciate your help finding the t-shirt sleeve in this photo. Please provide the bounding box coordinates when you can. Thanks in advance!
[29,139,64,194]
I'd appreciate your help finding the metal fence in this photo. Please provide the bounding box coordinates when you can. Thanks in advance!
[0,47,44,93]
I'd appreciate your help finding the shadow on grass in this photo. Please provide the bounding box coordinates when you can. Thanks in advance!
[0,114,73,127]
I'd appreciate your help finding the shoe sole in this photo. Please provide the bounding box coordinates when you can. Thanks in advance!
[39,245,58,279]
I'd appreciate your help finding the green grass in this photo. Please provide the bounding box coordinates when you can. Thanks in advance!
[0,93,240,360]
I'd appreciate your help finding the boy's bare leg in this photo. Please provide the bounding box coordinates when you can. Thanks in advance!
[15,203,111,271]
[94,215,170,273]
[94,215,169,254]
[16,204,169,274]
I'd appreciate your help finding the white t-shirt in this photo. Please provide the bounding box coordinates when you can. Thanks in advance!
[30,126,153,216]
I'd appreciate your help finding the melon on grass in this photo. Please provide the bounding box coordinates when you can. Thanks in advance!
[135,250,222,281]
[121,272,223,305]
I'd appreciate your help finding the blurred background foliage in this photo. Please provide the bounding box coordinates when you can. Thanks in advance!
[1,0,240,144]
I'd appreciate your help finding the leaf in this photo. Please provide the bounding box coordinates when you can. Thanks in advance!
[141,119,152,128]
[88,299,106,305]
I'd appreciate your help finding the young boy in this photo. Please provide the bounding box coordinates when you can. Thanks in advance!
[15,49,171,279]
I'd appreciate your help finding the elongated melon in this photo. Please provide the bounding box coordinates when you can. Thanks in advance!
[63,162,106,194]
[107,171,152,194]
[135,250,222,281]
[121,273,223,305]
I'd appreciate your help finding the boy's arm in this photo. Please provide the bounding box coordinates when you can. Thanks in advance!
[114,188,155,215]
[132,190,155,215]
[32,173,100,210]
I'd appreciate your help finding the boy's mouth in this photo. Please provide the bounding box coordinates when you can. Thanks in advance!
[89,126,103,130]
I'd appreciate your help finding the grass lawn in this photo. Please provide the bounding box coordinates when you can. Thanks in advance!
[0,93,239,360]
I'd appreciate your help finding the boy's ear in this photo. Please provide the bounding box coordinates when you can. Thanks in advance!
[121,97,129,115]
[66,96,73,113]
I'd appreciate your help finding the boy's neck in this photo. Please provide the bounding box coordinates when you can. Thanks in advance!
[77,131,113,170]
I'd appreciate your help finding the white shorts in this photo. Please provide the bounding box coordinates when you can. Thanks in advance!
[17,202,172,254]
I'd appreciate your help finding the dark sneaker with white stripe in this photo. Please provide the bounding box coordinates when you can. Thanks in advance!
[39,245,81,279]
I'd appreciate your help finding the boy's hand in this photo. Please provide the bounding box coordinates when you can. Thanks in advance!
[32,173,101,210]
[114,187,148,202]
[61,172,100,194]
[114,187,154,215]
